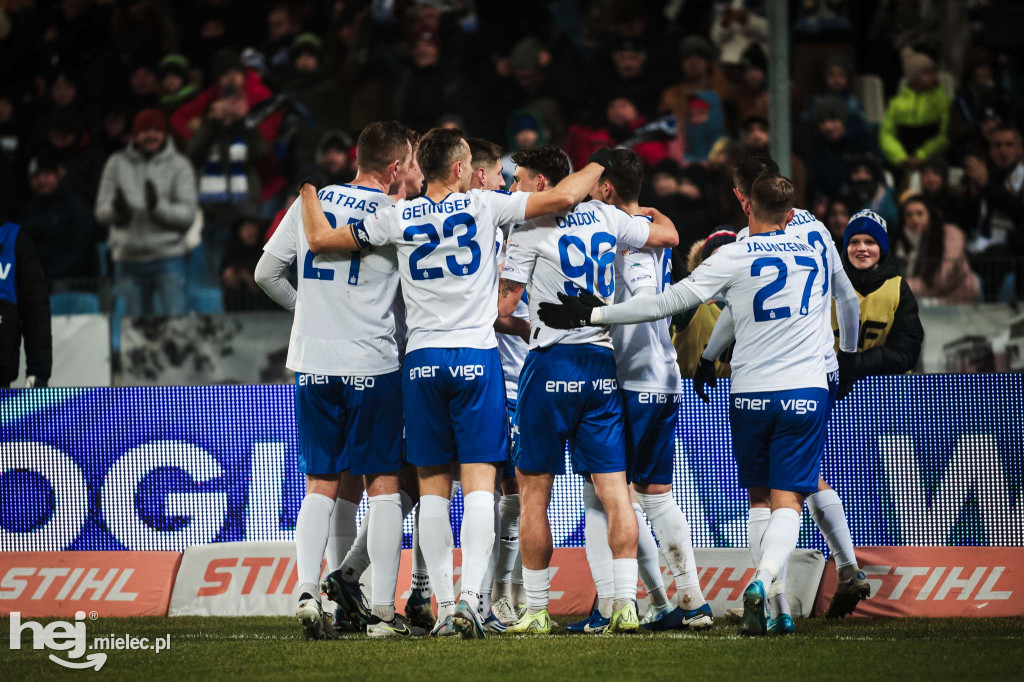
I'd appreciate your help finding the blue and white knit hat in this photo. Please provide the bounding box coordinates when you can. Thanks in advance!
[844,209,889,256]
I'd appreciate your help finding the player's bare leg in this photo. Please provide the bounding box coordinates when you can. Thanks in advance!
[417,464,456,636]
[507,468,554,633]
[451,462,498,639]
[295,474,341,640]
[811,478,870,618]
[591,471,640,632]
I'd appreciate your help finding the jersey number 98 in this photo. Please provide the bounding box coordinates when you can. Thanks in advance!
[558,232,616,297]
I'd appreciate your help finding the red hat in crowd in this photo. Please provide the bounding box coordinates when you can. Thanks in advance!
[132,108,167,135]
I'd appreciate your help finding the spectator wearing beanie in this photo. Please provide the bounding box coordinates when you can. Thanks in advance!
[158,54,199,116]
[19,153,97,287]
[838,210,923,376]
[880,48,951,169]
[671,229,736,380]
[95,109,197,316]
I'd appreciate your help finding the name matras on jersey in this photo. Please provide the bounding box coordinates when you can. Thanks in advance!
[354,189,529,352]
[684,231,829,393]
[262,184,400,376]
[502,200,651,351]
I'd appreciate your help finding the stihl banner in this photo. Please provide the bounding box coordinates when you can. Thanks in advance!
[0,552,181,617]
[814,546,1024,617]
[637,548,825,618]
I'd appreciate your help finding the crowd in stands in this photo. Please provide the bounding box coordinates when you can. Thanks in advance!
[1,0,1022,315]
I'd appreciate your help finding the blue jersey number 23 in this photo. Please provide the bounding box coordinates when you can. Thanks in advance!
[405,212,480,281]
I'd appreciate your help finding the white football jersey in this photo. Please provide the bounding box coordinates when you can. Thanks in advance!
[612,242,682,394]
[497,236,530,400]
[502,200,652,350]
[354,189,529,352]
[263,184,399,375]
[684,229,829,393]
[738,209,844,373]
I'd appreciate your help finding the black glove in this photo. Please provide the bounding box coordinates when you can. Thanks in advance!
[587,148,615,170]
[299,171,330,192]
[537,291,605,329]
[693,356,717,403]
[144,180,158,211]
[837,350,858,400]
[112,188,131,226]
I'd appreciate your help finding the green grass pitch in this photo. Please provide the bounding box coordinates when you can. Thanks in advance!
[5,616,1023,681]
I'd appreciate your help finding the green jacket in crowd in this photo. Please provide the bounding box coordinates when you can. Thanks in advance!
[879,84,951,165]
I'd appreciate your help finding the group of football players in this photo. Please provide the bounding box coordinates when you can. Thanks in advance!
[255,120,876,640]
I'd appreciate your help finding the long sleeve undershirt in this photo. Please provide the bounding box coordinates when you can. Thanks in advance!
[254,251,297,311]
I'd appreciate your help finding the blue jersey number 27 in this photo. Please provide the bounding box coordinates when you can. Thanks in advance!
[751,254,820,321]
[303,213,362,285]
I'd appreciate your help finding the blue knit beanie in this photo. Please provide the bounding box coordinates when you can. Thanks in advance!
[844,209,889,256]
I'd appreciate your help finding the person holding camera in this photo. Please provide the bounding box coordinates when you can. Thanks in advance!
[173,49,279,283]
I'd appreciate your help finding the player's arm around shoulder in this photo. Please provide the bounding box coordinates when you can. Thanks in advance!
[299,184,359,254]
[522,162,606,220]
[638,206,679,248]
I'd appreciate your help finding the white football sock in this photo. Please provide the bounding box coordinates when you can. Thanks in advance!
[495,494,521,586]
[419,494,455,620]
[636,492,706,609]
[411,504,431,596]
[748,506,771,566]
[478,492,500,617]
[633,504,668,608]
[458,490,495,613]
[511,551,525,605]
[339,511,370,584]
[807,489,859,581]
[295,493,334,599]
[754,508,801,588]
[583,483,615,605]
[612,557,638,603]
[326,498,358,573]
[768,563,791,619]
[367,493,402,621]
[522,567,549,612]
